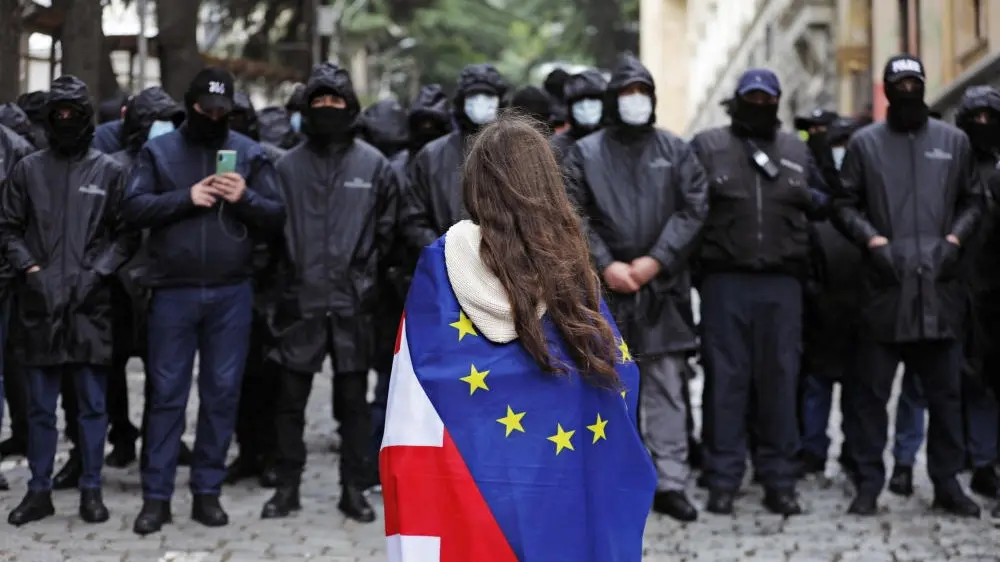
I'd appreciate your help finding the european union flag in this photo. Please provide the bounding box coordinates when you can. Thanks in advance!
[380,236,656,562]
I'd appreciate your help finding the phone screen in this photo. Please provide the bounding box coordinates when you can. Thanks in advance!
[216,150,237,176]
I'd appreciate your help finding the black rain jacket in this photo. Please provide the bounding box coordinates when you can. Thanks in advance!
[1,124,35,183]
[0,76,140,367]
[551,69,608,162]
[400,64,507,249]
[357,100,409,158]
[835,118,983,342]
[258,106,300,150]
[233,93,288,163]
[392,84,453,174]
[109,87,185,357]
[15,91,49,151]
[564,56,710,356]
[267,63,399,374]
[0,104,39,149]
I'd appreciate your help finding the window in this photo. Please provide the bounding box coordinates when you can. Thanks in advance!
[973,0,986,39]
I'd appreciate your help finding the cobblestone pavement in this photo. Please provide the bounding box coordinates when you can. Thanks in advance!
[1,361,999,561]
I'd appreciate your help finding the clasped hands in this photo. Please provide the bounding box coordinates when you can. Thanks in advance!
[602,257,661,294]
[190,173,247,207]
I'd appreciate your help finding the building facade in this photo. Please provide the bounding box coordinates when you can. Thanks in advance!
[640,0,838,136]
[837,0,1000,122]
[640,0,1000,136]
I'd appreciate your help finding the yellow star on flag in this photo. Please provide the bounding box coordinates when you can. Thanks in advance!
[617,338,632,363]
[449,311,478,341]
[621,389,627,400]
[460,364,489,395]
[547,424,575,455]
[496,406,526,437]
[587,413,608,444]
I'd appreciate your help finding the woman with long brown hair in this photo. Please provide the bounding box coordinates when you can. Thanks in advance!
[379,113,655,562]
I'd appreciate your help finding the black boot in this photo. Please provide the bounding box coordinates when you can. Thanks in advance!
[705,489,735,515]
[52,452,82,491]
[261,486,302,519]
[652,490,697,522]
[191,494,229,527]
[763,488,803,516]
[8,490,55,526]
[133,499,171,535]
[797,451,826,476]
[887,464,913,497]
[0,472,8,491]
[177,442,193,467]
[847,490,879,515]
[970,466,999,499]
[338,485,375,523]
[79,488,110,523]
[932,485,981,518]
[224,455,262,484]
[0,438,26,459]
[105,443,137,468]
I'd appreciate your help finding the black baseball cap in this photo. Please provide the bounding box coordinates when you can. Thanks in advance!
[187,67,235,113]
[884,54,925,84]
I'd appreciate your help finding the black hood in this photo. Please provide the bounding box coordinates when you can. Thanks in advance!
[286,83,307,113]
[257,106,296,147]
[44,75,95,154]
[16,90,48,124]
[510,86,553,127]
[0,102,36,144]
[453,63,508,131]
[565,69,608,104]
[409,84,452,128]
[304,63,361,116]
[121,86,184,152]
[357,99,409,156]
[543,68,570,102]
[98,93,128,124]
[605,54,656,128]
[957,85,1000,122]
[230,92,262,140]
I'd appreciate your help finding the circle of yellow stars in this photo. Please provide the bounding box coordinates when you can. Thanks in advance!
[449,310,633,456]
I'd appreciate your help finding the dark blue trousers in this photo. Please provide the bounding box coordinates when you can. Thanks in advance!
[26,364,108,491]
[141,283,252,500]
[700,273,802,492]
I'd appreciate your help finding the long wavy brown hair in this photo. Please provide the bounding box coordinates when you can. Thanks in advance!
[461,112,620,387]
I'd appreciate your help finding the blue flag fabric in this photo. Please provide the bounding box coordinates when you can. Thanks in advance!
[404,236,656,562]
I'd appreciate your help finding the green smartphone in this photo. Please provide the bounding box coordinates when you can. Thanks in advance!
[216,150,237,176]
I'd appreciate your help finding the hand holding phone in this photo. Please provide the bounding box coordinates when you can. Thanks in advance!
[191,176,220,207]
[216,150,237,176]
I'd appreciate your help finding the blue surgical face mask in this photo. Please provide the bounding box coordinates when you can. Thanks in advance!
[290,111,302,132]
[618,93,653,126]
[147,120,175,140]
[832,146,846,170]
[464,94,499,126]
[572,99,603,127]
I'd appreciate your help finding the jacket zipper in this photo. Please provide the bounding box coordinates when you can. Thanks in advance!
[755,174,763,258]
[324,153,332,316]
[908,133,925,337]
[201,151,208,285]
[62,159,71,336]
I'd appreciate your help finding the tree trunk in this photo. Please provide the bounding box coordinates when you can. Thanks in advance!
[0,0,23,102]
[157,0,202,101]
[59,0,104,105]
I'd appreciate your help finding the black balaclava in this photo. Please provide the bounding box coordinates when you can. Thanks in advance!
[407,84,452,153]
[183,104,230,145]
[303,89,356,146]
[965,113,1000,159]
[47,103,93,156]
[410,116,450,153]
[731,97,779,139]
[883,54,929,133]
[956,86,1000,159]
[44,75,95,157]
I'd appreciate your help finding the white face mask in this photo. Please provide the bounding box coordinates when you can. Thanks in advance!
[832,146,846,170]
[572,99,603,127]
[618,93,653,126]
[464,94,499,125]
[147,120,175,140]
